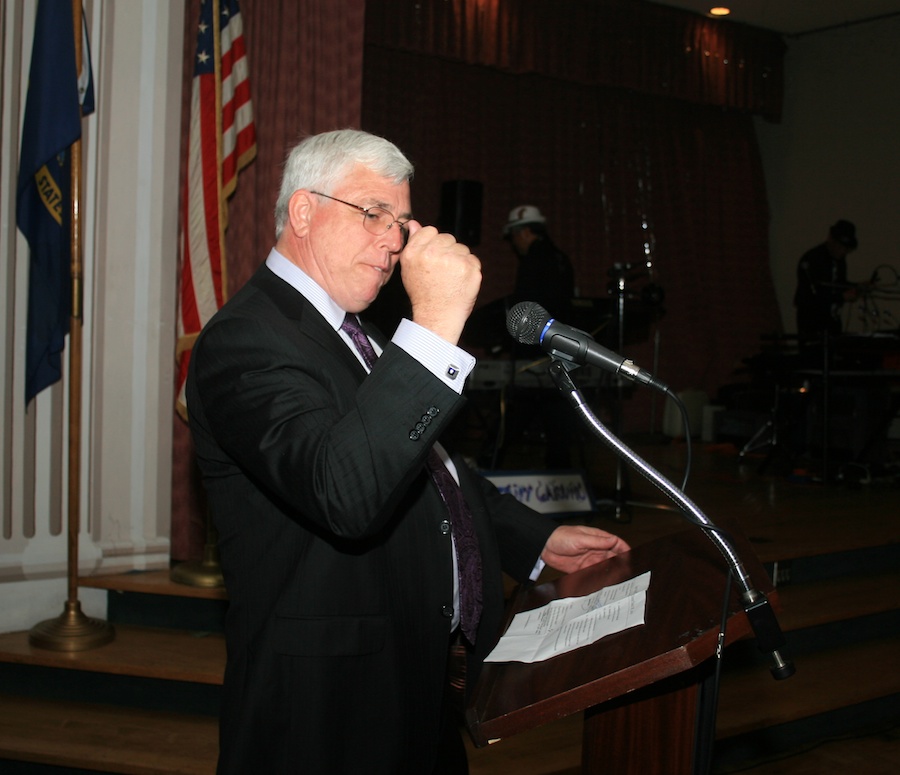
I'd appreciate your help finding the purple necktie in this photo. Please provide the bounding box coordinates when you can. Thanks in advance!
[341,313,483,644]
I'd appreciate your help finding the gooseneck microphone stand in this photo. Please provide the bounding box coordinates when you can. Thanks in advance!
[548,358,795,682]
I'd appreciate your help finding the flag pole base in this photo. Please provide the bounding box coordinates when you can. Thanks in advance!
[170,542,224,589]
[29,600,115,652]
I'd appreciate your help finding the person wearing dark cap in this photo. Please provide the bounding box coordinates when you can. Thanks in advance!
[504,205,575,321]
[794,219,860,340]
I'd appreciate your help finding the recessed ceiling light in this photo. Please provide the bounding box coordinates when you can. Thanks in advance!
[709,7,731,17]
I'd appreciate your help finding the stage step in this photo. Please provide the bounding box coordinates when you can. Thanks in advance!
[0,565,897,773]
[77,569,227,600]
[717,635,900,739]
[0,622,222,774]
[776,567,900,632]
[0,624,225,685]
[0,509,897,773]
[0,572,227,773]
[0,692,217,775]
[2,634,895,775]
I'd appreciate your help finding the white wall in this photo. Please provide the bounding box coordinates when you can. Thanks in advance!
[757,16,900,335]
[0,1,184,634]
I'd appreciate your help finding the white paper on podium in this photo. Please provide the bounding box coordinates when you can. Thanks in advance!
[484,571,651,663]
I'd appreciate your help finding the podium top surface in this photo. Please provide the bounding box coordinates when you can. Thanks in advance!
[466,525,773,745]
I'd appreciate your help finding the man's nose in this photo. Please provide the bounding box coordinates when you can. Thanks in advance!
[383,222,406,253]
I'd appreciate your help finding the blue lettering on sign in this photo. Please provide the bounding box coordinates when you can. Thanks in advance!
[486,471,594,514]
[494,482,535,502]
[536,480,588,503]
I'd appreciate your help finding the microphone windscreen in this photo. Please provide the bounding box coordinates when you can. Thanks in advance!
[506,302,550,345]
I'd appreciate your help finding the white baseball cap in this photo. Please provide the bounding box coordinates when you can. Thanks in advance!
[503,204,546,235]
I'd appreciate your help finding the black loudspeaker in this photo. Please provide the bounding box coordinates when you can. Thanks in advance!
[439,180,483,246]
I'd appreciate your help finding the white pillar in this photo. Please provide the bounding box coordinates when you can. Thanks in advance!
[0,0,185,633]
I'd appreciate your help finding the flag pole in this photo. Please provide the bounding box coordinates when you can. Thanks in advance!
[170,508,224,588]
[29,0,114,652]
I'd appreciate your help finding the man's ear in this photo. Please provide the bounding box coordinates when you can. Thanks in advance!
[287,190,314,237]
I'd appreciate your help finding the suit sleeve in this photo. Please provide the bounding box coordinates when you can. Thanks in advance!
[188,310,467,541]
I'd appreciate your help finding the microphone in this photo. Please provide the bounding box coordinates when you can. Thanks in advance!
[506,302,669,393]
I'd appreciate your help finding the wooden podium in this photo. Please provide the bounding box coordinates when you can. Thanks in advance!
[466,525,777,774]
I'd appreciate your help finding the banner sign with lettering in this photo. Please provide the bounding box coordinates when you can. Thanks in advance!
[483,470,596,517]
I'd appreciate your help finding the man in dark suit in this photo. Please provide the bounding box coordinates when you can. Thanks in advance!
[186,129,629,774]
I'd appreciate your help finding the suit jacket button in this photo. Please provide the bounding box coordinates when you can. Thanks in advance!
[439,519,451,535]
[409,430,420,441]
[442,605,454,618]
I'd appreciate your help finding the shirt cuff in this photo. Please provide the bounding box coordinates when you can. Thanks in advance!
[392,319,476,395]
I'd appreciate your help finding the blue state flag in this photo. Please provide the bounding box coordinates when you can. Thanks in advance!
[17,1,94,404]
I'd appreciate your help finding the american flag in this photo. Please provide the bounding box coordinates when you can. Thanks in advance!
[176,0,256,416]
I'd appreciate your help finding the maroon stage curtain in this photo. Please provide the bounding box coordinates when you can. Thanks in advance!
[365,0,785,120]
[361,47,781,424]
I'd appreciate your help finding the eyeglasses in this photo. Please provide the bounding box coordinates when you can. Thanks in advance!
[311,191,409,249]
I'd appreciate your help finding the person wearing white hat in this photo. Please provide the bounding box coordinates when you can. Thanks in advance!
[503,205,577,468]
[503,205,574,321]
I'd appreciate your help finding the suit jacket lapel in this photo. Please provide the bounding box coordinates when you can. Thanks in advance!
[250,264,365,376]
